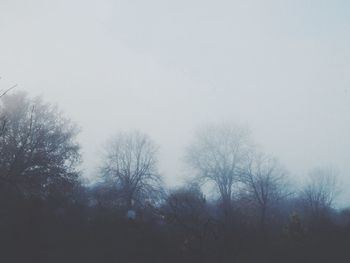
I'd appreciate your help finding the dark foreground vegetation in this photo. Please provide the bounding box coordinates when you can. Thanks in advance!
[1,91,350,263]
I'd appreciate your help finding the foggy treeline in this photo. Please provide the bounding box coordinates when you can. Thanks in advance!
[1,91,350,263]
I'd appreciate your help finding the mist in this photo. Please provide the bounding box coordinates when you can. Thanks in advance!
[1,1,350,262]
[2,0,350,193]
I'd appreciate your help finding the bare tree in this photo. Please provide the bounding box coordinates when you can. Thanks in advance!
[186,123,253,211]
[299,167,339,219]
[241,152,289,228]
[0,84,17,98]
[0,112,6,138]
[100,131,163,210]
[0,82,17,137]
[0,92,81,197]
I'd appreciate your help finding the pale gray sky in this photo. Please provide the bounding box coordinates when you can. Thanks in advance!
[1,0,350,205]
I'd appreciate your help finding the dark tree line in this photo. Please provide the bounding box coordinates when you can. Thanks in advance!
[0,92,350,263]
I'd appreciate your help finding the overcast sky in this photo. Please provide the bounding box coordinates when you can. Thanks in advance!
[1,0,350,205]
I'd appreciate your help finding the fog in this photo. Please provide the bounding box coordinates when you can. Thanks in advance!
[1,0,349,205]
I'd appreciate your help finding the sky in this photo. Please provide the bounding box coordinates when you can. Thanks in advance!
[1,0,350,205]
